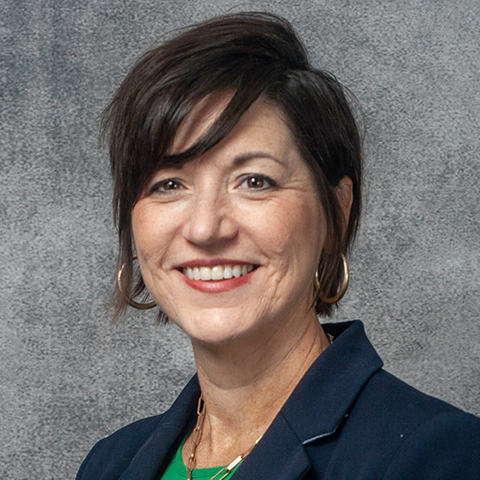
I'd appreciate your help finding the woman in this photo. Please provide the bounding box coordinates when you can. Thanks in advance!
[77,12,479,480]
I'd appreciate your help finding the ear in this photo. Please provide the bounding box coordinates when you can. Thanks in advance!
[335,176,353,235]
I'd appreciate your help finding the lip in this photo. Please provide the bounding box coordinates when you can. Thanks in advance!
[175,259,258,293]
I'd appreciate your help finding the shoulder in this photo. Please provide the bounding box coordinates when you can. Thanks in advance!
[76,414,165,480]
[76,375,200,480]
[371,371,480,479]
[358,369,478,428]
[95,414,165,450]
[383,406,480,479]
[324,369,480,479]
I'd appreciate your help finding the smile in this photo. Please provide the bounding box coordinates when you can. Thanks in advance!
[182,264,255,281]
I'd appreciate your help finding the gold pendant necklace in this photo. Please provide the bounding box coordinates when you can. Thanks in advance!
[185,396,262,480]
[186,334,333,479]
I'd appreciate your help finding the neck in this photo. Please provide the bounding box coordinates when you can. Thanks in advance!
[185,307,330,467]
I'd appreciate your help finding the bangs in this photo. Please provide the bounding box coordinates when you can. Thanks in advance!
[102,13,309,230]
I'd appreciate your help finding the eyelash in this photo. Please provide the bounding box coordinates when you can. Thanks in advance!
[149,178,184,194]
[238,174,276,191]
[148,174,276,195]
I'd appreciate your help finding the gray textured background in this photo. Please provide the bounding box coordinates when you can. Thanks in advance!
[1,0,479,478]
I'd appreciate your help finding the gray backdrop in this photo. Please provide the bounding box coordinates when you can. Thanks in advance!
[1,0,479,478]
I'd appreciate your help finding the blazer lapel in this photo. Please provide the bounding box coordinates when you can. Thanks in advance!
[118,377,200,480]
[227,321,383,480]
[115,321,382,480]
[233,412,312,480]
[282,321,383,445]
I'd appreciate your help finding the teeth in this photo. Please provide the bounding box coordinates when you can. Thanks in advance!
[223,265,233,279]
[183,264,255,281]
[200,267,211,281]
[211,266,223,280]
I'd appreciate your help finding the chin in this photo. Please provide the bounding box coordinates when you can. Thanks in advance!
[172,308,261,347]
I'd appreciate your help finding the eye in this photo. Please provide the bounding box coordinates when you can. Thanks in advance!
[239,175,275,191]
[149,178,184,194]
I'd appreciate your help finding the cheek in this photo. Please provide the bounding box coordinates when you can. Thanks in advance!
[131,201,174,262]
[131,201,180,303]
[283,201,325,267]
[245,196,325,267]
[131,203,152,253]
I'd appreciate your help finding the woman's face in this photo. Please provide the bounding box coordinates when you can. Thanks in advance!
[132,96,332,347]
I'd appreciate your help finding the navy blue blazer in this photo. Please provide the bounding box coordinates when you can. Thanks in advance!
[77,321,480,479]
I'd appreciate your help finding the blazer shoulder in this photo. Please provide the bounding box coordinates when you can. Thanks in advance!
[361,369,472,421]
[308,369,479,479]
[383,409,480,479]
[76,376,200,480]
[334,367,479,451]
[76,414,165,480]
[100,413,166,449]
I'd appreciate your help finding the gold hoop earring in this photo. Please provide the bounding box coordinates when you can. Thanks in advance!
[315,253,349,304]
[117,257,156,310]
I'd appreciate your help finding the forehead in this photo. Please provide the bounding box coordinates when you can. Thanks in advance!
[170,91,233,155]
[170,92,296,161]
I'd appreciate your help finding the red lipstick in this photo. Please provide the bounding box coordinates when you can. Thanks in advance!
[175,265,256,293]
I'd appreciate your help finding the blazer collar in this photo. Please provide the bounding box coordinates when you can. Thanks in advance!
[119,321,382,480]
[282,320,383,444]
[233,321,383,480]
[118,378,200,480]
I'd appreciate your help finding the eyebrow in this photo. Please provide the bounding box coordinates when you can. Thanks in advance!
[233,152,286,167]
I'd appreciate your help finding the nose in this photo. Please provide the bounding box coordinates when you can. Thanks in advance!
[182,190,238,248]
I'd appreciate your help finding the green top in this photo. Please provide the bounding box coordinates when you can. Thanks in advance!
[160,438,238,480]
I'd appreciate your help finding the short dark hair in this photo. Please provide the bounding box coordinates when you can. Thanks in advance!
[102,12,363,321]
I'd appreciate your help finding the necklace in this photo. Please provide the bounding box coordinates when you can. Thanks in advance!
[186,396,262,480]
[185,334,332,479]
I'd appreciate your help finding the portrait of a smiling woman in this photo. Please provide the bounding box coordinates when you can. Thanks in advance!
[76,12,480,480]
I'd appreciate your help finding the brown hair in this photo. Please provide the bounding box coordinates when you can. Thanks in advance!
[102,12,363,321]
